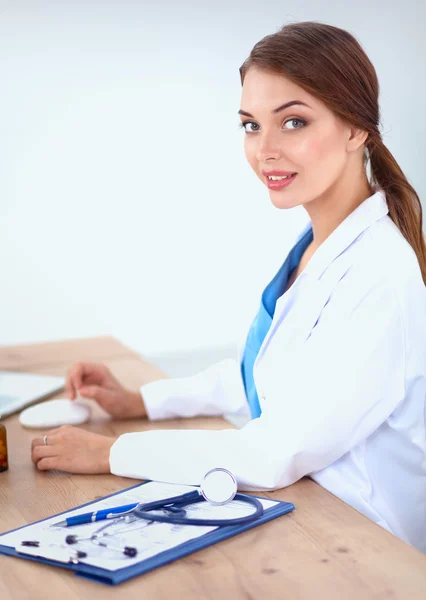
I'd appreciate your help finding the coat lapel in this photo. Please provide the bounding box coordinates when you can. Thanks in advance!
[303,187,389,281]
[254,188,389,366]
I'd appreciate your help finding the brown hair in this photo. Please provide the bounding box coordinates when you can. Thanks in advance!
[239,21,426,284]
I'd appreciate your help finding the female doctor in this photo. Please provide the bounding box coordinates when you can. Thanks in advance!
[31,21,426,552]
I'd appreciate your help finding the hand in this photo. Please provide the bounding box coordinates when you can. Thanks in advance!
[65,361,147,419]
[31,426,116,474]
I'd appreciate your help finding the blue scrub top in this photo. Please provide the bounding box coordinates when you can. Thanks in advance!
[241,226,314,419]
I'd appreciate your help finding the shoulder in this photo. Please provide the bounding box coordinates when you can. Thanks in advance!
[328,215,426,336]
[362,216,426,305]
[334,215,423,290]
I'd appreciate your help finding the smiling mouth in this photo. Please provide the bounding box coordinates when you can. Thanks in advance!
[265,173,298,189]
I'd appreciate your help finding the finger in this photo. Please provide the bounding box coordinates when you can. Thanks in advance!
[36,457,59,471]
[66,361,86,399]
[32,428,64,446]
[78,384,115,406]
[69,362,110,399]
[31,435,56,452]
[32,444,58,464]
[77,366,110,387]
[65,381,75,400]
[64,367,75,399]
[67,361,98,398]
[31,426,70,452]
[31,437,43,452]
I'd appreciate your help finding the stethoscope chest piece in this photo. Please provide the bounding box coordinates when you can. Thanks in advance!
[200,468,237,505]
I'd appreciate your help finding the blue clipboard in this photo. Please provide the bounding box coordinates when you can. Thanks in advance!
[0,481,295,586]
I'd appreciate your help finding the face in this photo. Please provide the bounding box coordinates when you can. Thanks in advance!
[239,67,362,210]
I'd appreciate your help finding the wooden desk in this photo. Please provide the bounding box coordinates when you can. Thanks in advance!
[1,337,426,599]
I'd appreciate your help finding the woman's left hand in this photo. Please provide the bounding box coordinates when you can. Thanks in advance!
[31,426,117,474]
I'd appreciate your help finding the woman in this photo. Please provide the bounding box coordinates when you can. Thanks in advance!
[31,21,426,552]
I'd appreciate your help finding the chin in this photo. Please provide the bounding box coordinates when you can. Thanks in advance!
[268,191,302,210]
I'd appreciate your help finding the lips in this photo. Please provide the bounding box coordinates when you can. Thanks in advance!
[265,173,297,190]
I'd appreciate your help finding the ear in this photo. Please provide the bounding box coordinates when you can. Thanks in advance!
[347,126,369,152]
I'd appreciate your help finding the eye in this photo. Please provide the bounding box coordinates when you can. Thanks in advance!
[238,118,307,133]
[284,118,307,130]
[238,121,260,133]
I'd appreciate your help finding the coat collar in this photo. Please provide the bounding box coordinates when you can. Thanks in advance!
[301,186,388,281]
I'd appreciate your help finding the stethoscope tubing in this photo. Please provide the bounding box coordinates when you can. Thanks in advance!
[133,490,264,526]
[65,488,265,559]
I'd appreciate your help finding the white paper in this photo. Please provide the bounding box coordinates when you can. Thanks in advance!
[0,481,278,572]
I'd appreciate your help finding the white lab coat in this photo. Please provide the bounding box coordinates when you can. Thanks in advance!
[110,187,426,552]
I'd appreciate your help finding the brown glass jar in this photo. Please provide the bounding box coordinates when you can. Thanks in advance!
[0,423,8,472]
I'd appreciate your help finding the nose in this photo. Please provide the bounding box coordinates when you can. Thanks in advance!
[255,135,281,162]
[256,149,280,162]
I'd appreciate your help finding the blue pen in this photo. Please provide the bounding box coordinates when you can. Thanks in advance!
[51,503,139,527]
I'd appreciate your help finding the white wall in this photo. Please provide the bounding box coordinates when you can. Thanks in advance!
[1,0,424,357]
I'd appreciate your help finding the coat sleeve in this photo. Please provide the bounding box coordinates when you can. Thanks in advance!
[141,344,250,420]
[110,280,406,491]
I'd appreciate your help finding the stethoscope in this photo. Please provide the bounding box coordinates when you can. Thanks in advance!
[65,468,264,558]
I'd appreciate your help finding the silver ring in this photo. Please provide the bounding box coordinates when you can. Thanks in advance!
[43,435,48,446]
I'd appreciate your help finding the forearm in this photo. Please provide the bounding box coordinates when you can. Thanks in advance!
[141,358,250,421]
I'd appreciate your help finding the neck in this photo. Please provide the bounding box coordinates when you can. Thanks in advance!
[304,169,374,251]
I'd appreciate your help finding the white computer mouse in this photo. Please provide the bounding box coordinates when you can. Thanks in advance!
[19,399,91,429]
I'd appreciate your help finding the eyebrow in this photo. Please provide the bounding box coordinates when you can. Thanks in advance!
[238,100,312,118]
